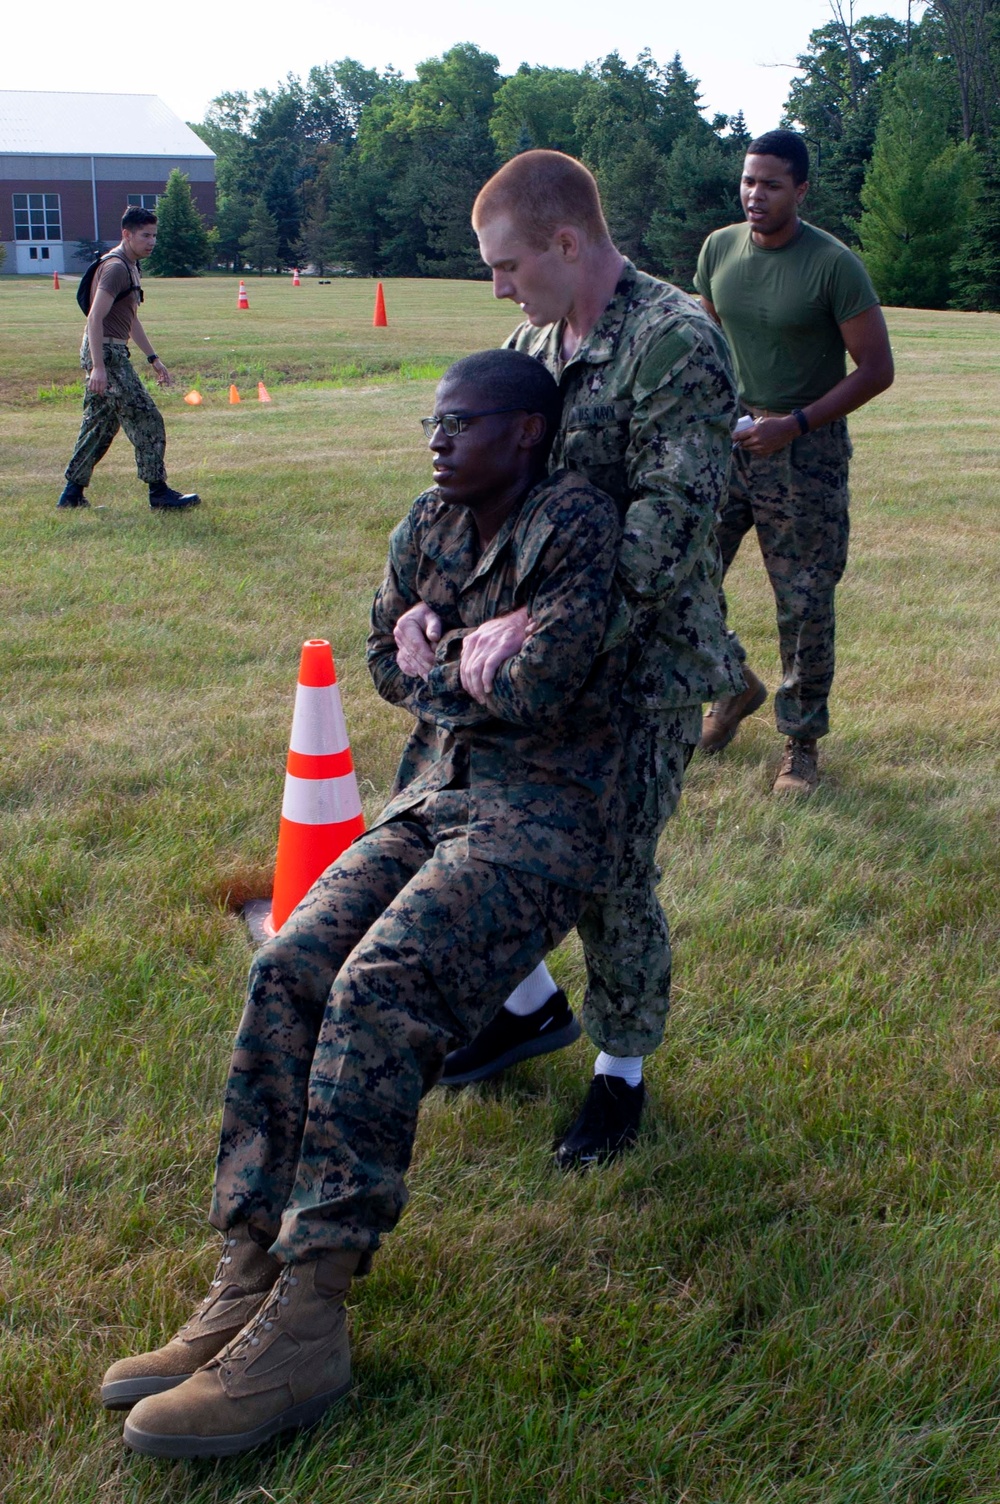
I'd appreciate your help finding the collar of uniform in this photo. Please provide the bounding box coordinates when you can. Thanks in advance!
[421,486,528,591]
[463,487,531,587]
[563,258,639,369]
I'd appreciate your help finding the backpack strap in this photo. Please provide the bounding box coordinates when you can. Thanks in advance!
[100,249,141,306]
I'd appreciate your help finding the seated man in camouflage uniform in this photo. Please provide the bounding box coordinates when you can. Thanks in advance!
[100,349,626,1460]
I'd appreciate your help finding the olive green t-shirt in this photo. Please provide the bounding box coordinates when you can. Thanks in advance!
[694,221,879,410]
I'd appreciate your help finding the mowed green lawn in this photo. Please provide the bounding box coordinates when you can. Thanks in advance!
[1,275,999,1504]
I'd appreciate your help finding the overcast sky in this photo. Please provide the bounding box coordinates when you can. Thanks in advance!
[6,0,924,133]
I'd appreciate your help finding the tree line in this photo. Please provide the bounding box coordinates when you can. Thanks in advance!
[147,3,1000,311]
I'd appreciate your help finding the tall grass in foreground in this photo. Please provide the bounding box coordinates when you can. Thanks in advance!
[0,279,998,1502]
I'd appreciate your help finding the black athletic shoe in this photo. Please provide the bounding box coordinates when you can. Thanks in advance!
[149,483,201,509]
[554,1075,644,1170]
[440,989,580,1086]
[57,482,88,508]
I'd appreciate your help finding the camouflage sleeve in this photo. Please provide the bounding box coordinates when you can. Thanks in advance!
[426,489,621,728]
[367,513,497,729]
[617,319,737,606]
[367,513,426,709]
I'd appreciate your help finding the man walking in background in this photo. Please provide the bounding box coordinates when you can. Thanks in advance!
[57,205,200,511]
[695,129,894,793]
[395,151,742,1165]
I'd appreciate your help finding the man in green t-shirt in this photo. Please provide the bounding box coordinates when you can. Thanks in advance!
[694,129,894,793]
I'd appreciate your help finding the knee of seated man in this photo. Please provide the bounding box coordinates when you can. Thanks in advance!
[247,930,337,1013]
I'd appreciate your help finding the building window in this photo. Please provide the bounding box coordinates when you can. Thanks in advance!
[126,193,160,209]
[13,192,61,241]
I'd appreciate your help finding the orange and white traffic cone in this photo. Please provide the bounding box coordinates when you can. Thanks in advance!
[237,280,249,310]
[229,384,241,404]
[53,269,60,290]
[184,390,203,405]
[373,281,388,327]
[258,381,272,403]
[292,267,300,286]
[245,640,366,942]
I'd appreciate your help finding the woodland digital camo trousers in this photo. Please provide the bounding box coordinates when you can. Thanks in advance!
[577,701,701,1059]
[64,339,166,487]
[210,791,582,1261]
[717,418,852,741]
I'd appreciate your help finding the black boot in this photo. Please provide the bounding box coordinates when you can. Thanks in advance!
[149,482,201,509]
[440,989,580,1085]
[57,481,88,508]
[554,1075,644,1169]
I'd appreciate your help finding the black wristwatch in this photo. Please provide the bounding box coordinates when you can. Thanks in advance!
[792,407,810,435]
[147,352,159,364]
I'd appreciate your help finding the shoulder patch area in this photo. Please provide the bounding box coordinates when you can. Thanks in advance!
[637,323,698,389]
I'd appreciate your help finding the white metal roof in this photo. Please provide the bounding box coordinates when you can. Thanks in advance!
[0,91,214,157]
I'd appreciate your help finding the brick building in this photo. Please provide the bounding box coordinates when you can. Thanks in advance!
[0,90,215,275]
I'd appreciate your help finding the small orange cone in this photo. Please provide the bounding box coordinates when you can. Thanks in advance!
[229,384,241,404]
[292,267,300,286]
[253,640,366,938]
[183,390,203,405]
[237,280,249,310]
[53,269,60,290]
[373,281,388,327]
[258,382,272,403]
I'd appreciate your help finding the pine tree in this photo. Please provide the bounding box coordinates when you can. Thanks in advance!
[326,151,389,275]
[858,62,977,306]
[727,111,751,147]
[213,194,252,271]
[647,129,742,287]
[146,169,209,277]
[949,142,1000,309]
[297,195,337,275]
[239,198,280,275]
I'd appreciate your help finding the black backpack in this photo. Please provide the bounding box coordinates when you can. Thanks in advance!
[76,250,143,315]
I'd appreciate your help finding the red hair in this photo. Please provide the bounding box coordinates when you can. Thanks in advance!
[473,150,610,250]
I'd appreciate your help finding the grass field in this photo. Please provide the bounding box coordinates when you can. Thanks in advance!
[1,273,999,1503]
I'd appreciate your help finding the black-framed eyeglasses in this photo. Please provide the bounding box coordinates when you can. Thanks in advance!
[420,407,524,439]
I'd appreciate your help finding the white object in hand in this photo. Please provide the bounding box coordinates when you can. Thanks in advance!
[733,414,756,437]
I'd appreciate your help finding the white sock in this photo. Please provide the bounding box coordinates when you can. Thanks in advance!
[594,1051,643,1087]
[502,961,558,1017]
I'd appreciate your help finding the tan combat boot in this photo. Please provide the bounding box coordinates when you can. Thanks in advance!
[100,1225,280,1410]
[772,736,819,796]
[121,1248,369,1458]
[699,666,768,754]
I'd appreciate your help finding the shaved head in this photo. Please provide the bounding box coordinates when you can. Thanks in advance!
[473,150,611,250]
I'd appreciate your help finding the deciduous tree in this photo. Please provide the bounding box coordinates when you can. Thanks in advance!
[489,66,588,158]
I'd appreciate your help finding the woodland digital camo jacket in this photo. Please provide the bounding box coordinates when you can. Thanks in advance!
[505,259,745,710]
[367,470,626,894]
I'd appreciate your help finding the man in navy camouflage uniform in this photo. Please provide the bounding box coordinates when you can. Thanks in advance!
[396,151,742,1165]
[100,349,626,1459]
[58,204,200,511]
